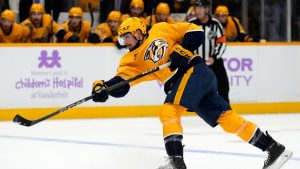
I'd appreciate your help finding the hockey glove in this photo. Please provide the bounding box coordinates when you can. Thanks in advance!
[88,32,100,43]
[92,80,109,102]
[67,34,81,43]
[169,44,194,71]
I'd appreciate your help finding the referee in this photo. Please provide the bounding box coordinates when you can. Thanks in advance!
[189,0,230,103]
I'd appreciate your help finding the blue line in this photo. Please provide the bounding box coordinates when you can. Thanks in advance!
[0,134,299,162]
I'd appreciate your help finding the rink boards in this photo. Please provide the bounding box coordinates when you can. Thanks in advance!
[1,43,300,120]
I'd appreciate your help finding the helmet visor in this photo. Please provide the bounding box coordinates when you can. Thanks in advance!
[118,36,125,46]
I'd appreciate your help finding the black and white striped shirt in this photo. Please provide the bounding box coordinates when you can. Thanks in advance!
[189,15,227,61]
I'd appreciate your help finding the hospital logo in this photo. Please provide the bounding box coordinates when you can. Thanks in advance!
[144,39,168,63]
[38,50,61,68]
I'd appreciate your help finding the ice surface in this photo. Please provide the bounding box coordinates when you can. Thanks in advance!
[0,113,299,169]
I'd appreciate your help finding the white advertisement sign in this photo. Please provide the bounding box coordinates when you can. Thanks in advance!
[223,46,258,102]
[0,46,166,109]
[0,44,300,109]
[223,44,300,103]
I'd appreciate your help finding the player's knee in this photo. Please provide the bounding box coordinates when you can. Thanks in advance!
[160,103,183,137]
[159,103,180,122]
[217,110,246,134]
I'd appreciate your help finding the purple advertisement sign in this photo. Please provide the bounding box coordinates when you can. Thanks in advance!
[223,57,253,87]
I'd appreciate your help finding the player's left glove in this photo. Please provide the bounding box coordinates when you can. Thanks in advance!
[169,44,194,71]
[92,80,109,102]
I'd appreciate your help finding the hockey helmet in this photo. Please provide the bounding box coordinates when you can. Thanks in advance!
[215,5,229,15]
[120,14,130,22]
[156,2,170,15]
[1,9,16,21]
[96,23,112,38]
[30,3,45,14]
[107,10,122,22]
[118,17,147,36]
[69,7,83,17]
[130,0,144,9]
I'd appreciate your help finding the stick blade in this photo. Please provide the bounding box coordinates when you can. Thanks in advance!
[13,114,33,127]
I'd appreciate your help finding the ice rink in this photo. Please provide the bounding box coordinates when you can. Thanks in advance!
[0,113,299,169]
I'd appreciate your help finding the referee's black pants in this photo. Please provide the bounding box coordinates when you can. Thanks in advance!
[209,58,230,103]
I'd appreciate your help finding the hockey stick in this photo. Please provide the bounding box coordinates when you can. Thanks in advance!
[88,2,94,28]
[13,62,171,127]
[49,9,54,43]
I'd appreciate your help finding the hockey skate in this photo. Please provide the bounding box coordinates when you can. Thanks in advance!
[263,132,293,169]
[158,156,187,169]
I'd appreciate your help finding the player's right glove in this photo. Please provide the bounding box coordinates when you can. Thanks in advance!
[92,80,109,102]
[169,44,194,71]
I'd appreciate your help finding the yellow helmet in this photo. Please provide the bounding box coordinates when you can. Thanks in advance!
[130,0,144,9]
[120,14,130,22]
[215,5,229,15]
[107,10,121,21]
[30,3,45,13]
[96,23,112,38]
[156,2,170,15]
[118,17,146,36]
[1,9,16,21]
[69,7,83,17]
[187,6,195,15]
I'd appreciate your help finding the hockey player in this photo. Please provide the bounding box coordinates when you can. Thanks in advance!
[189,0,230,103]
[91,17,292,169]
[92,23,113,43]
[88,10,121,43]
[120,14,130,23]
[146,2,175,27]
[129,0,146,25]
[130,0,144,17]
[214,5,259,42]
[61,7,91,43]
[78,0,99,12]
[0,9,25,43]
[106,10,122,43]
[21,3,77,43]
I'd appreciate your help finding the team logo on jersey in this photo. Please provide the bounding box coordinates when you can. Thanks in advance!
[144,39,168,63]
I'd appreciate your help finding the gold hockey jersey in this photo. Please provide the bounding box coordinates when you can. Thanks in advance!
[21,14,62,43]
[0,23,25,43]
[116,22,202,86]
[224,16,246,42]
[61,21,91,42]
